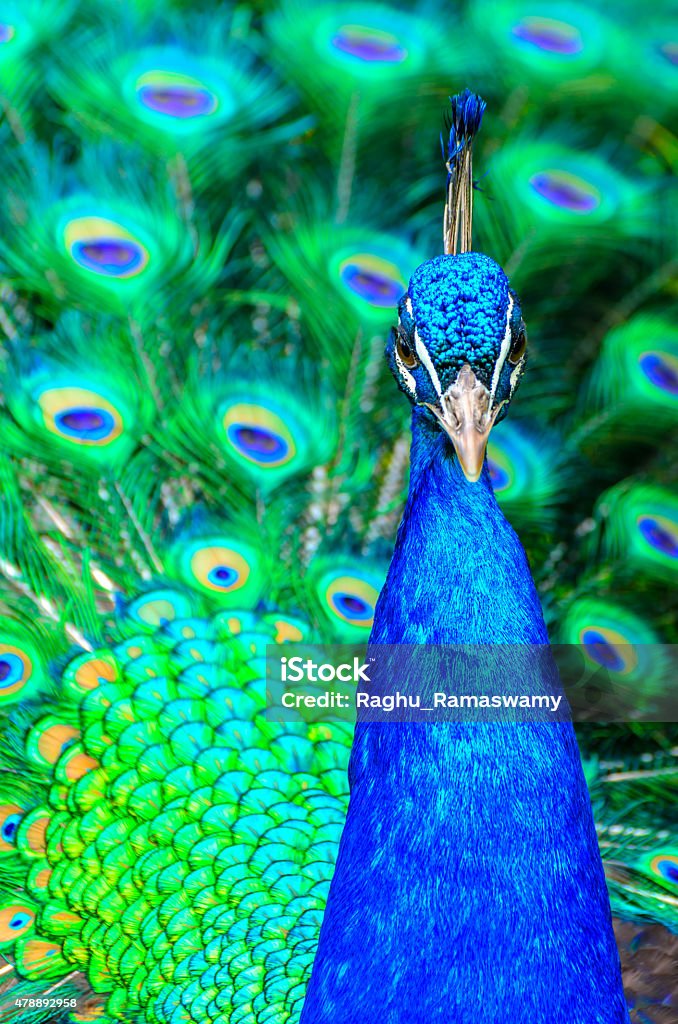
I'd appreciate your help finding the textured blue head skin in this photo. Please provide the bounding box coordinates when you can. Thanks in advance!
[409,252,509,382]
[386,251,525,414]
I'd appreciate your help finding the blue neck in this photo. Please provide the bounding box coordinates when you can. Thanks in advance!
[371,408,548,645]
[300,408,629,1024]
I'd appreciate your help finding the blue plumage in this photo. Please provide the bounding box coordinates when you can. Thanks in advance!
[442,87,486,171]
[373,419,546,645]
[302,422,629,1021]
[301,98,630,1016]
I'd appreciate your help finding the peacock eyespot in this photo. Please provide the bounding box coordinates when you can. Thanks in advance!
[396,328,418,369]
[509,325,527,364]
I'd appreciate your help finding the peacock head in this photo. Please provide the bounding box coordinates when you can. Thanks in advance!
[386,251,527,482]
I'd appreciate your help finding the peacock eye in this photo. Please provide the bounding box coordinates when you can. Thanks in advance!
[396,327,419,369]
[509,323,527,365]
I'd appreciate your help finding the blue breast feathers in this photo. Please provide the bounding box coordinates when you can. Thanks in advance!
[300,409,629,1024]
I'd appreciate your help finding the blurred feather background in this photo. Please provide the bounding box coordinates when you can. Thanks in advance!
[0,1,676,1021]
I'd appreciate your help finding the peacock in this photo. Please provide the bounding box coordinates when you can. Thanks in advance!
[301,90,630,1023]
[0,2,676,1023]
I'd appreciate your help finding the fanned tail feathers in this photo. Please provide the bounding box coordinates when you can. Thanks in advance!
[0,0,675,1020]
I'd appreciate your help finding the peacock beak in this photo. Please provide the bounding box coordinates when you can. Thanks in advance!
[425,364,504,482]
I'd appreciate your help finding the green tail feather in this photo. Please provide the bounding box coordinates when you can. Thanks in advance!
[589,747,678,929]
[47,11,303,191]
[0,590,352,1021]
[0,142,242,324]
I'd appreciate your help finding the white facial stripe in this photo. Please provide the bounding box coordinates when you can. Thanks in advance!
[414,328,442,398]
[396,301,416,395]
[395,349,417,395]
[395,354,417,397]
[509,357,525,397]
[405,297,413,317]
[490,294,514,403]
